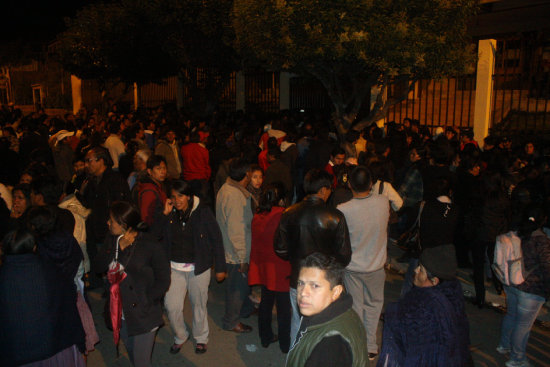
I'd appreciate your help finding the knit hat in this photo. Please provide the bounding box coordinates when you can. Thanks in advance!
[419,244,457,280]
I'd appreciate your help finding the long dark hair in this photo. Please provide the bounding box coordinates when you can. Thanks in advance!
[169,180,194,222]
[110,201,148,232]
[257,182,285,213]
[170,179,194,197]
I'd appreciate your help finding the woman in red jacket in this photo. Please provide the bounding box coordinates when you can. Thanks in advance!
[248,183,291,353]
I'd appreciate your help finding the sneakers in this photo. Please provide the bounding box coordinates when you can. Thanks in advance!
[505,359,533,367]
[496,345,510,355]
[368,352,378,361]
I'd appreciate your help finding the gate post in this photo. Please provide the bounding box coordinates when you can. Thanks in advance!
[71,75,82,115]
[280,72,290,110]
[473,39,496,144]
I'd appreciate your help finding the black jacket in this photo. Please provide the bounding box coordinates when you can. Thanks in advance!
[95,233,170,336]
[274,195,351,288]
[161,200,227,276]
[80,168,131,244]
[0,254,85,366]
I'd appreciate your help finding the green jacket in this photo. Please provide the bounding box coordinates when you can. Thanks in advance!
[286,294,369,367]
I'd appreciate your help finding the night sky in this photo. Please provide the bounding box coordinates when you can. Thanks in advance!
[1,0,90,43]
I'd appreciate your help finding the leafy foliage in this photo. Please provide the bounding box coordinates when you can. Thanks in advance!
[56,1,179,85]
[56,0,237,113]
[233,0,477,132]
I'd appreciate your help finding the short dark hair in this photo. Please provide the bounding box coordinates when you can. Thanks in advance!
[12,183,31,205]
[229,158,250,182]
[88,146,113,168]
[109,201,147,232]
[331,147,346,158]
[108,122,121,134]
[267,146,281,160]
[433,177,451,197]
[27,205,57,237]
[430,139,453,165]
[161,125,176,139]
[303,168,332,195]
[31,175,62,205]
[146,154,167,170]
[300,252,344,289]
[2,229,36,255]
[349,165,373,193]
[249,164,262,174]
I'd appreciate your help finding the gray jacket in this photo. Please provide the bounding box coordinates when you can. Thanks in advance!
[215,178,253,264]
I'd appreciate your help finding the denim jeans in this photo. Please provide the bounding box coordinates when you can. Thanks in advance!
[289,287,300,348]
[499,285,545,363]
[222,263,255,330]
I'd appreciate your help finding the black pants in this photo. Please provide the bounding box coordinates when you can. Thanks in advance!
[259,286,291,353]
[472,240,502,304]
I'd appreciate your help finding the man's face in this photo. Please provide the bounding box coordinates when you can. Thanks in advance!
[85,151,103,177]
[409,149,421,163]
[332,154,345,166]
[148,162,167,183]
[297,267,342,317]
[166,131,176,143]
[20,173,32,184]
[318,186,332,202]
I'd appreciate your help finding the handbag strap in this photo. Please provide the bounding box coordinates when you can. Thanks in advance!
[115,234,124,263]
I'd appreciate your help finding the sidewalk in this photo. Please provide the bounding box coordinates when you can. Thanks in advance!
[385,241,550,323]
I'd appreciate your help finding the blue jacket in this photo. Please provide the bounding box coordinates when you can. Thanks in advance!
[0,254,85,366]
[377,280,472,367]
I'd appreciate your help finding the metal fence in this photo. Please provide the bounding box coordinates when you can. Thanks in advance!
[218,72,236,112]
[137,77,177,108]
[289,76,331,111]
[244,70,280,113]
[385,76,476,129]
[491,35,550,133]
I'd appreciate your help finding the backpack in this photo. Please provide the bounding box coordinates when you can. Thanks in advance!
[492,231,534,286]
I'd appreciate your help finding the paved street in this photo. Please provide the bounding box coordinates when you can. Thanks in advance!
[87,249,550,367]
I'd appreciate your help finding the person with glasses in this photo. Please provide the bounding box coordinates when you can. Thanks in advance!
[79,147,131,287]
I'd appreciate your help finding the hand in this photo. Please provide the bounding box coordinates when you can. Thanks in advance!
[215,272,227,282]
[119,230,138,250]
[163,198,174,215]
[238,263,249,273]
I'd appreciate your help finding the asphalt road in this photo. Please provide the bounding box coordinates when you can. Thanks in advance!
[86,264,550,367]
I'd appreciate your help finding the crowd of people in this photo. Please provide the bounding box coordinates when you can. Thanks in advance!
[0,102,549,367]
